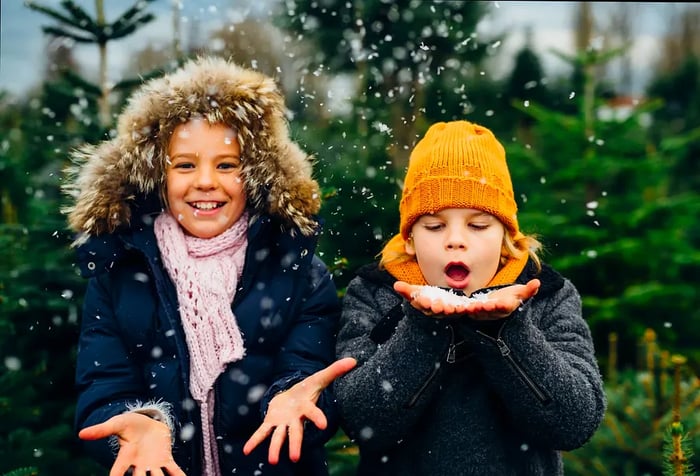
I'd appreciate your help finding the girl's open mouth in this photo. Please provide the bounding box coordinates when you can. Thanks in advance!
[445,263,470,288]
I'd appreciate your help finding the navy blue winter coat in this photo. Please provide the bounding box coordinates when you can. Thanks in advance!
[65,57,344,475]
[74,210,341,475]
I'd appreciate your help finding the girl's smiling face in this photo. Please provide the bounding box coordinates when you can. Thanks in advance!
[166,119,246,238]
[405,208,505,295]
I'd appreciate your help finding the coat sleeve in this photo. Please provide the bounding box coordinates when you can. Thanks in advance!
[258,255,342,446]
[458,278,607,450]
[333,276,455,452]
[74,274,154,466]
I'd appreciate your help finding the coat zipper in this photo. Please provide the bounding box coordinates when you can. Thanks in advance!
[477,329,551,404]
[406,325,457,408]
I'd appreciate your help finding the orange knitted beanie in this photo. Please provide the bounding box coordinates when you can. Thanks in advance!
[382,120,528,287]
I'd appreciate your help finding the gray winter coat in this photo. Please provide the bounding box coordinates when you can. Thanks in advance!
[335,261,606,475]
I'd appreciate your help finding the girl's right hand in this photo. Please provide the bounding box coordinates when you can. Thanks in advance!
[79,412,186,476]
[243,357,357,465]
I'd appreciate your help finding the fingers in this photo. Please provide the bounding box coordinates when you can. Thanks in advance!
[267,424,287,465]
[164,462,188,476]
[243,423,273,456]
[523,278,541,298]
[133,468,160,476]
[264,416,311,465]
[303,405,328,431]
[79,419,119,441]
[310,357,357,389]
[287,420,304,462]
[114,465,179,476]
[109,449,136,476]
[109,461,131,476]
[393,280,415,299]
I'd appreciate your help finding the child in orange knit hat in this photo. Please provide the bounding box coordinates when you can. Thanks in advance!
[334,120,606,475]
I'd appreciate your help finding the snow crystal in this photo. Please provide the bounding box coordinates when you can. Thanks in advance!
[247,384,267,404]
[411,286,490,306]
[180,423,195,441]
[4,356,21,371]
[360,426,374,440]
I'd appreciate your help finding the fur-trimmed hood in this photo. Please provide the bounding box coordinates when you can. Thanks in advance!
[63,56,320,243]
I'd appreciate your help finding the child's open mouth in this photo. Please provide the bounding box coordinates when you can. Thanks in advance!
[445,263,470,288]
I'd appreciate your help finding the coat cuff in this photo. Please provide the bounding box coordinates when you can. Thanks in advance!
[124,400,176,444]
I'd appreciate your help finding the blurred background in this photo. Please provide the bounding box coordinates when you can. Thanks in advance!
[1,1,699,475]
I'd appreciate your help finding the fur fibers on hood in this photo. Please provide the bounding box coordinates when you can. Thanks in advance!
[63,56,321,243]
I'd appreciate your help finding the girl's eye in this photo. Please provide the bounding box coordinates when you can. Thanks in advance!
[470,223,489,230]
[173,162,194,169]
[424,223,444,231]
[218,161,241,170]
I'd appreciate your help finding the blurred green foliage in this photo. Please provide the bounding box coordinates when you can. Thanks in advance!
[563,331,699,475]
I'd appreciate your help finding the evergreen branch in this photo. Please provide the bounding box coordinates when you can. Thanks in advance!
[1,468,38,476]
[109,14,156,41]
[115,0,157,23]
[24,1,81,28]
[40,25,95,43]
[550,45,628,69]
[112,69,166,92]
[659,126,700,154]
[59,0,100,35]
[511,99,582,131]
[59,69,102,97]
[109,0,156,38]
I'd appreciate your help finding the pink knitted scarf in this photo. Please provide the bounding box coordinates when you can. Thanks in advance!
[154,211,249,476]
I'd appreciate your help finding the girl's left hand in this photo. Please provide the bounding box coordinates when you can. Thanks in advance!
[243,357,357,464]
[78,412,185,476]
[394,279,541,320]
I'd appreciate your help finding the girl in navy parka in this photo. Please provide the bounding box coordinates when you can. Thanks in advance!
[63,56,355,476]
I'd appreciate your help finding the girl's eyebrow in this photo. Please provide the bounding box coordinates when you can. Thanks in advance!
[168,153,241,160]
[427,210,493,219]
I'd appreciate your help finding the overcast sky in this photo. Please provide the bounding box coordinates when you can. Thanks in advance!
[0,1,685,99]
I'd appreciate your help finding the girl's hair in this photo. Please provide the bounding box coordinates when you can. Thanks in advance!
[503,231,542,273]
[379,221,543,275]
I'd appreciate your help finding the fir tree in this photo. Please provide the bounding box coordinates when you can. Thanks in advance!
[0,1,162,473]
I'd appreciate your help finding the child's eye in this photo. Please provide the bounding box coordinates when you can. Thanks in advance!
[469,223,489,230]
[423,223,444,231]
[173,162,194,169]
[218,161,241,170]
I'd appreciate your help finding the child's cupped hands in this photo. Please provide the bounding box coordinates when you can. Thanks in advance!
[394,279,540,321]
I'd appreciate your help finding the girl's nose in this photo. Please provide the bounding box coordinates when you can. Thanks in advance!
[445,227,467,250]
[195,165,216,189]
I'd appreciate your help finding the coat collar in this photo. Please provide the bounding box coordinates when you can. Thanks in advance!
[74,209,320,280]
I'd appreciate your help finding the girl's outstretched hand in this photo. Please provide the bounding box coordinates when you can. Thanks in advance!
[394,279,541,320]
[78,412,185,476]
[243,357,357,465]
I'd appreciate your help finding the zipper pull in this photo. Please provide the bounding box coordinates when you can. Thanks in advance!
[496,338,511,357]
[447,344,456,363]
[446,324,457,363]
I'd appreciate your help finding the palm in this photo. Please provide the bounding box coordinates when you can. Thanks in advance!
[394,279,541,320]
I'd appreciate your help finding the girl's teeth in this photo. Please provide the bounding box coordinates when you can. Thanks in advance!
[193,202,219,210]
